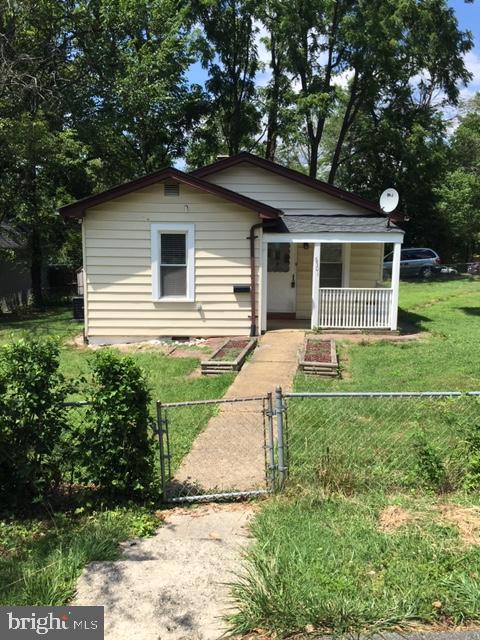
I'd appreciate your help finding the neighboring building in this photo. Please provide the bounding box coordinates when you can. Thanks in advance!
[59,153,404,344]
[0,224,31,311]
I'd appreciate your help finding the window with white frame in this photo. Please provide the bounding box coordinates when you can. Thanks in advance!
[151,223,195,301]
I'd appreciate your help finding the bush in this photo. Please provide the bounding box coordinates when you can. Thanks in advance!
[0,338,69,508]
[82,350,154,500]
[464,418,480,490]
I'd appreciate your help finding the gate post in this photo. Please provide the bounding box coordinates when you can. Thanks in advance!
[275,386,287,490]
[265,392,276,491]
[156,401,167,497]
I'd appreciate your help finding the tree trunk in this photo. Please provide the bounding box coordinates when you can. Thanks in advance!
[309,138,319,178]
[30,226,44,308]
[265,31,280,161]
[328,70,360,185]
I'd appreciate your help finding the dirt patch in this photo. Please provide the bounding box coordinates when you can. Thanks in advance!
[378,506,417,532]
[439,504,480,546]
[169,346,210,358]
[317,330,428,343]
[187,366,202,379]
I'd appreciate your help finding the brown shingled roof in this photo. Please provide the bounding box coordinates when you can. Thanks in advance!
[191,152,392,217]
[59,166,282,220]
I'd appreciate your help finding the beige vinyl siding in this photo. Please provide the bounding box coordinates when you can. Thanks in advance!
[204,162,373,216]
[294,242,382,320]
[349,243,383,287]
[83,182,261,338]
[296,243,313,319]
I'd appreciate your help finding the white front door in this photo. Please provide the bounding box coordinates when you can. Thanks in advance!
[267,243,296,313]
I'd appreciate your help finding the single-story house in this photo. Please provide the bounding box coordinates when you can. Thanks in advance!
[59,152,405,344]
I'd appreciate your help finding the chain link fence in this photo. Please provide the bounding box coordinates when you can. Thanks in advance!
[155,395,275,502]
[58,390,480,503]
[284,391,480,495]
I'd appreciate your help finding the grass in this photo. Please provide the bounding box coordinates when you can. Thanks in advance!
[299,278,480,391]
[0,508,159,606]
[232,278,480,637]
[230,493,480,637]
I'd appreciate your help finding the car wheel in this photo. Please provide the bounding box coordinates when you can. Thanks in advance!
[420,266,433,279]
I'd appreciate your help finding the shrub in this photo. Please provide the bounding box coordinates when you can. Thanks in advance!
[464,417,480,490]
[82,350,154,500]
[413,431,450,492]
[0,338,69,508]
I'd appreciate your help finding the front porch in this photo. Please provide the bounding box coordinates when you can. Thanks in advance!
[261,231,403,332]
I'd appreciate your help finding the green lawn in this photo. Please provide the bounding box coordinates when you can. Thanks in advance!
[231,493,480,637]
[232,278,480,638]
[298,278,480,391]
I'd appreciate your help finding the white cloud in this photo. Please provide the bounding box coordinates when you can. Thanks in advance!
[464,50,480,90]
[331,68,354,89]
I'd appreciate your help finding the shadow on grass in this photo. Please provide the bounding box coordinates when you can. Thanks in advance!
[398,308,432,334]
[457,306,480,317]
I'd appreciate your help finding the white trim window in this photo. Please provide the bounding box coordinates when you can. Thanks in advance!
[151,223,195,301]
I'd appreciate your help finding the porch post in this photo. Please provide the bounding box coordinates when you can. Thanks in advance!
[260,240,268,333]
[311,243,321,329]
[390,242,401,331]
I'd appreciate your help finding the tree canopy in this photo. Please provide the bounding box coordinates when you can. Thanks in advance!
[0,0,478,298]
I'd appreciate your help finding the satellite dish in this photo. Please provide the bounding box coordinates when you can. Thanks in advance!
[379,188,399,214]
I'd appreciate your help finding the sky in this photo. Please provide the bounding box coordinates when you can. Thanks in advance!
[187,1,480,104]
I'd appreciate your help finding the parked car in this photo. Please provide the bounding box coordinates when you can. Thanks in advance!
[383,248,441,279]
[468,262,480,275]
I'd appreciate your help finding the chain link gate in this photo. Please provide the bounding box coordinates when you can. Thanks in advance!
[155,393,283,503]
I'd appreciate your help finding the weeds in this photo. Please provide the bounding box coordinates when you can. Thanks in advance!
[0,508,159,606]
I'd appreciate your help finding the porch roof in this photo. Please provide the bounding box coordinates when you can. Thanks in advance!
[267,214,404,235]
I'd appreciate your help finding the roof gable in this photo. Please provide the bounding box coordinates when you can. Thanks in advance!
[59,167,281,220]
[191,152,388,217]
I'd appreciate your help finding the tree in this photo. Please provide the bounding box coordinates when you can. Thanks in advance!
[0,0,205,305]
[256,1,297,161]
[187,0,261,166]
[0,0,90,305]
[261,0,472,179]
[437,94,480,261]
[72,0,206,178]
[328,93,451,254]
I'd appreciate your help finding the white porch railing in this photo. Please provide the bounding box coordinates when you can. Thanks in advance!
[318,287,393,329]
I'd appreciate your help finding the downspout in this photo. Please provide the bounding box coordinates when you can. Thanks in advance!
[249,219,276,337]
[249,221,264,337]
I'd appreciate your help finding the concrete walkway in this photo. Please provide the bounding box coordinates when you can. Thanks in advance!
[74,503,253,640]
[173,330,305,494]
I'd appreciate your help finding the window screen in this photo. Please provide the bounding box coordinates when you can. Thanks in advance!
[320,243,343,287]
[160,233,186,296]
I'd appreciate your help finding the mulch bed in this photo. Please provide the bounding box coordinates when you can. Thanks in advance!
[299,337,339,377]
[304,339,332,362]
[201,337,257,374]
